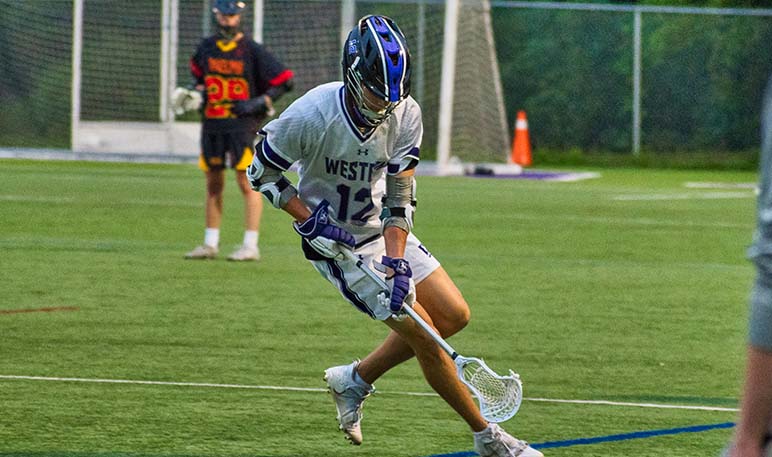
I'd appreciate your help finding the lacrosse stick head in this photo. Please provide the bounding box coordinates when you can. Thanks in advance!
[455,355,522,423]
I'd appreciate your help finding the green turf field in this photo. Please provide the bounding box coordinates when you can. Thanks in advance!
[0,159,759,457]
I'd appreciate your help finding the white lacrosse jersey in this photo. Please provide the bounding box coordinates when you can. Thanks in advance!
[259,82,422,243]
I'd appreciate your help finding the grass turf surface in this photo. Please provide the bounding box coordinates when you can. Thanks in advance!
[0,159,757,456]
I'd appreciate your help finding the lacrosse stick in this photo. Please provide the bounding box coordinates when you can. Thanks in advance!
[340,249,523,423]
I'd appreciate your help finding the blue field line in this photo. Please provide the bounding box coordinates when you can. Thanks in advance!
[425,422,735,457]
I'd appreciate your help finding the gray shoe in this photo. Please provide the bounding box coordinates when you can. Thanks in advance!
[184,244,218,259]
[227,245,260,261]
[323,361,374,445]
[474,423,543,457]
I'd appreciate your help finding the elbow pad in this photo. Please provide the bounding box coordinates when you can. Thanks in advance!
[380,175,416,233]
[265,77,294,102]
[246,156,298,209]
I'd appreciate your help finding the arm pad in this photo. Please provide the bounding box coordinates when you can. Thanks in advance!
[380,175,415,233]
[233,96,275,117]
[265,78,294,101]
[246,154,298,209]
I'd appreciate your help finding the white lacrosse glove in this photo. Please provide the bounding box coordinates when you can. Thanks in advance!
[171,87,203,115]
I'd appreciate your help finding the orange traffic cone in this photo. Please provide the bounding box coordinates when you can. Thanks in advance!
[511,110,532,167]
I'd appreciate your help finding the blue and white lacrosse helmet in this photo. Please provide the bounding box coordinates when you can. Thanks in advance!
[342,15,412,127]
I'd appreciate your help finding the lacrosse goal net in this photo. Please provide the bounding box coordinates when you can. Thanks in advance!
[1,0,514,174]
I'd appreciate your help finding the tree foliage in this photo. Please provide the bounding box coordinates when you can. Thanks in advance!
[494,3,772,152]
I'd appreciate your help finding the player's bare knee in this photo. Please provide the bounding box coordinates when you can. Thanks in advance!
[437,302,470,337]
[449,306,471,334]
[205,176,225,195]
[206,187,224,198]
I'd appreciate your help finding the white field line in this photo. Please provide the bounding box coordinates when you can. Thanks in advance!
[0,194,199,208]
[0,375,325,393]
[501,212,751,230]
[0,195,75,203]
[0,374,738,413]
[684,182,757,190]
[524,397,738,412]
[602,214,746,229]
[614,191,755,201]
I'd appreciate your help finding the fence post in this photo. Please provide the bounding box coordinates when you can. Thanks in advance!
[632,7,642,156]
[415,0,425,106]
[341,0,356,45]
[253,0,264,43]
[160,0,172,122]
[202,0,211,36]
[437,0,460,175]
[71,0,83,151]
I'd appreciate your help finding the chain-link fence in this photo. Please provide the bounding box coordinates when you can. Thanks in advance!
[493,2,772,155]
[2,0,771,161]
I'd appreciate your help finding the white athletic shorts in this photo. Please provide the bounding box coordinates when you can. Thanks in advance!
[308,232,441,320]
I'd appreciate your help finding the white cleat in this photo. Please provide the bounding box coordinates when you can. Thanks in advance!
[323,361,374,445]
[474,423,543,457]
[226,245,260,261]
[184,244,218,260]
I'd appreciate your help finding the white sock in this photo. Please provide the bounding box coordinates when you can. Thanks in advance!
[352,367,372,389]
[204,228,220,248]
[474,423,495,437]
[243,230,258,249]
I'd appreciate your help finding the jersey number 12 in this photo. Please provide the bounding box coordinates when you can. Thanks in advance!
[336,184,375,225]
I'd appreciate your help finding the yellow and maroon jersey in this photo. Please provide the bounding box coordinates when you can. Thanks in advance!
[191,34,293,133]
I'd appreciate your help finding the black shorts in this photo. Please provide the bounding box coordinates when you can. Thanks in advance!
[199,130,255,171]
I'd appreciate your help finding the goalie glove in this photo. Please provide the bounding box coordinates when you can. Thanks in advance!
[171,87,203,115]
[293,200,355,259]
[375,256,416,314]
[233,95,276,118]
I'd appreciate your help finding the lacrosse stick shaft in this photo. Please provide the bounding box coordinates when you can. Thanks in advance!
[400,304,459,359]
[341,250,459,359]
[340,250,523,423]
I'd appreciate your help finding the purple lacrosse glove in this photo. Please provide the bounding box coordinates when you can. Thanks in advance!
[380,256,414,313]
[293,200,355,258]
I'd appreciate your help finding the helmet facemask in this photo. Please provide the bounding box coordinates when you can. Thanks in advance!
[342,15,411,128]
[345,59,401,127]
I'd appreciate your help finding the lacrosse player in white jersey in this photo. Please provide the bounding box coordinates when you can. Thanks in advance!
[721,74,772,457]
[246,15,542,457]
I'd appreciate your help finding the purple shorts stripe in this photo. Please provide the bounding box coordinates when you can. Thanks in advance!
[326,259,375,318]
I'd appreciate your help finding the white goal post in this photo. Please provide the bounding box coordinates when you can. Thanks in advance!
[65,0,515,174]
